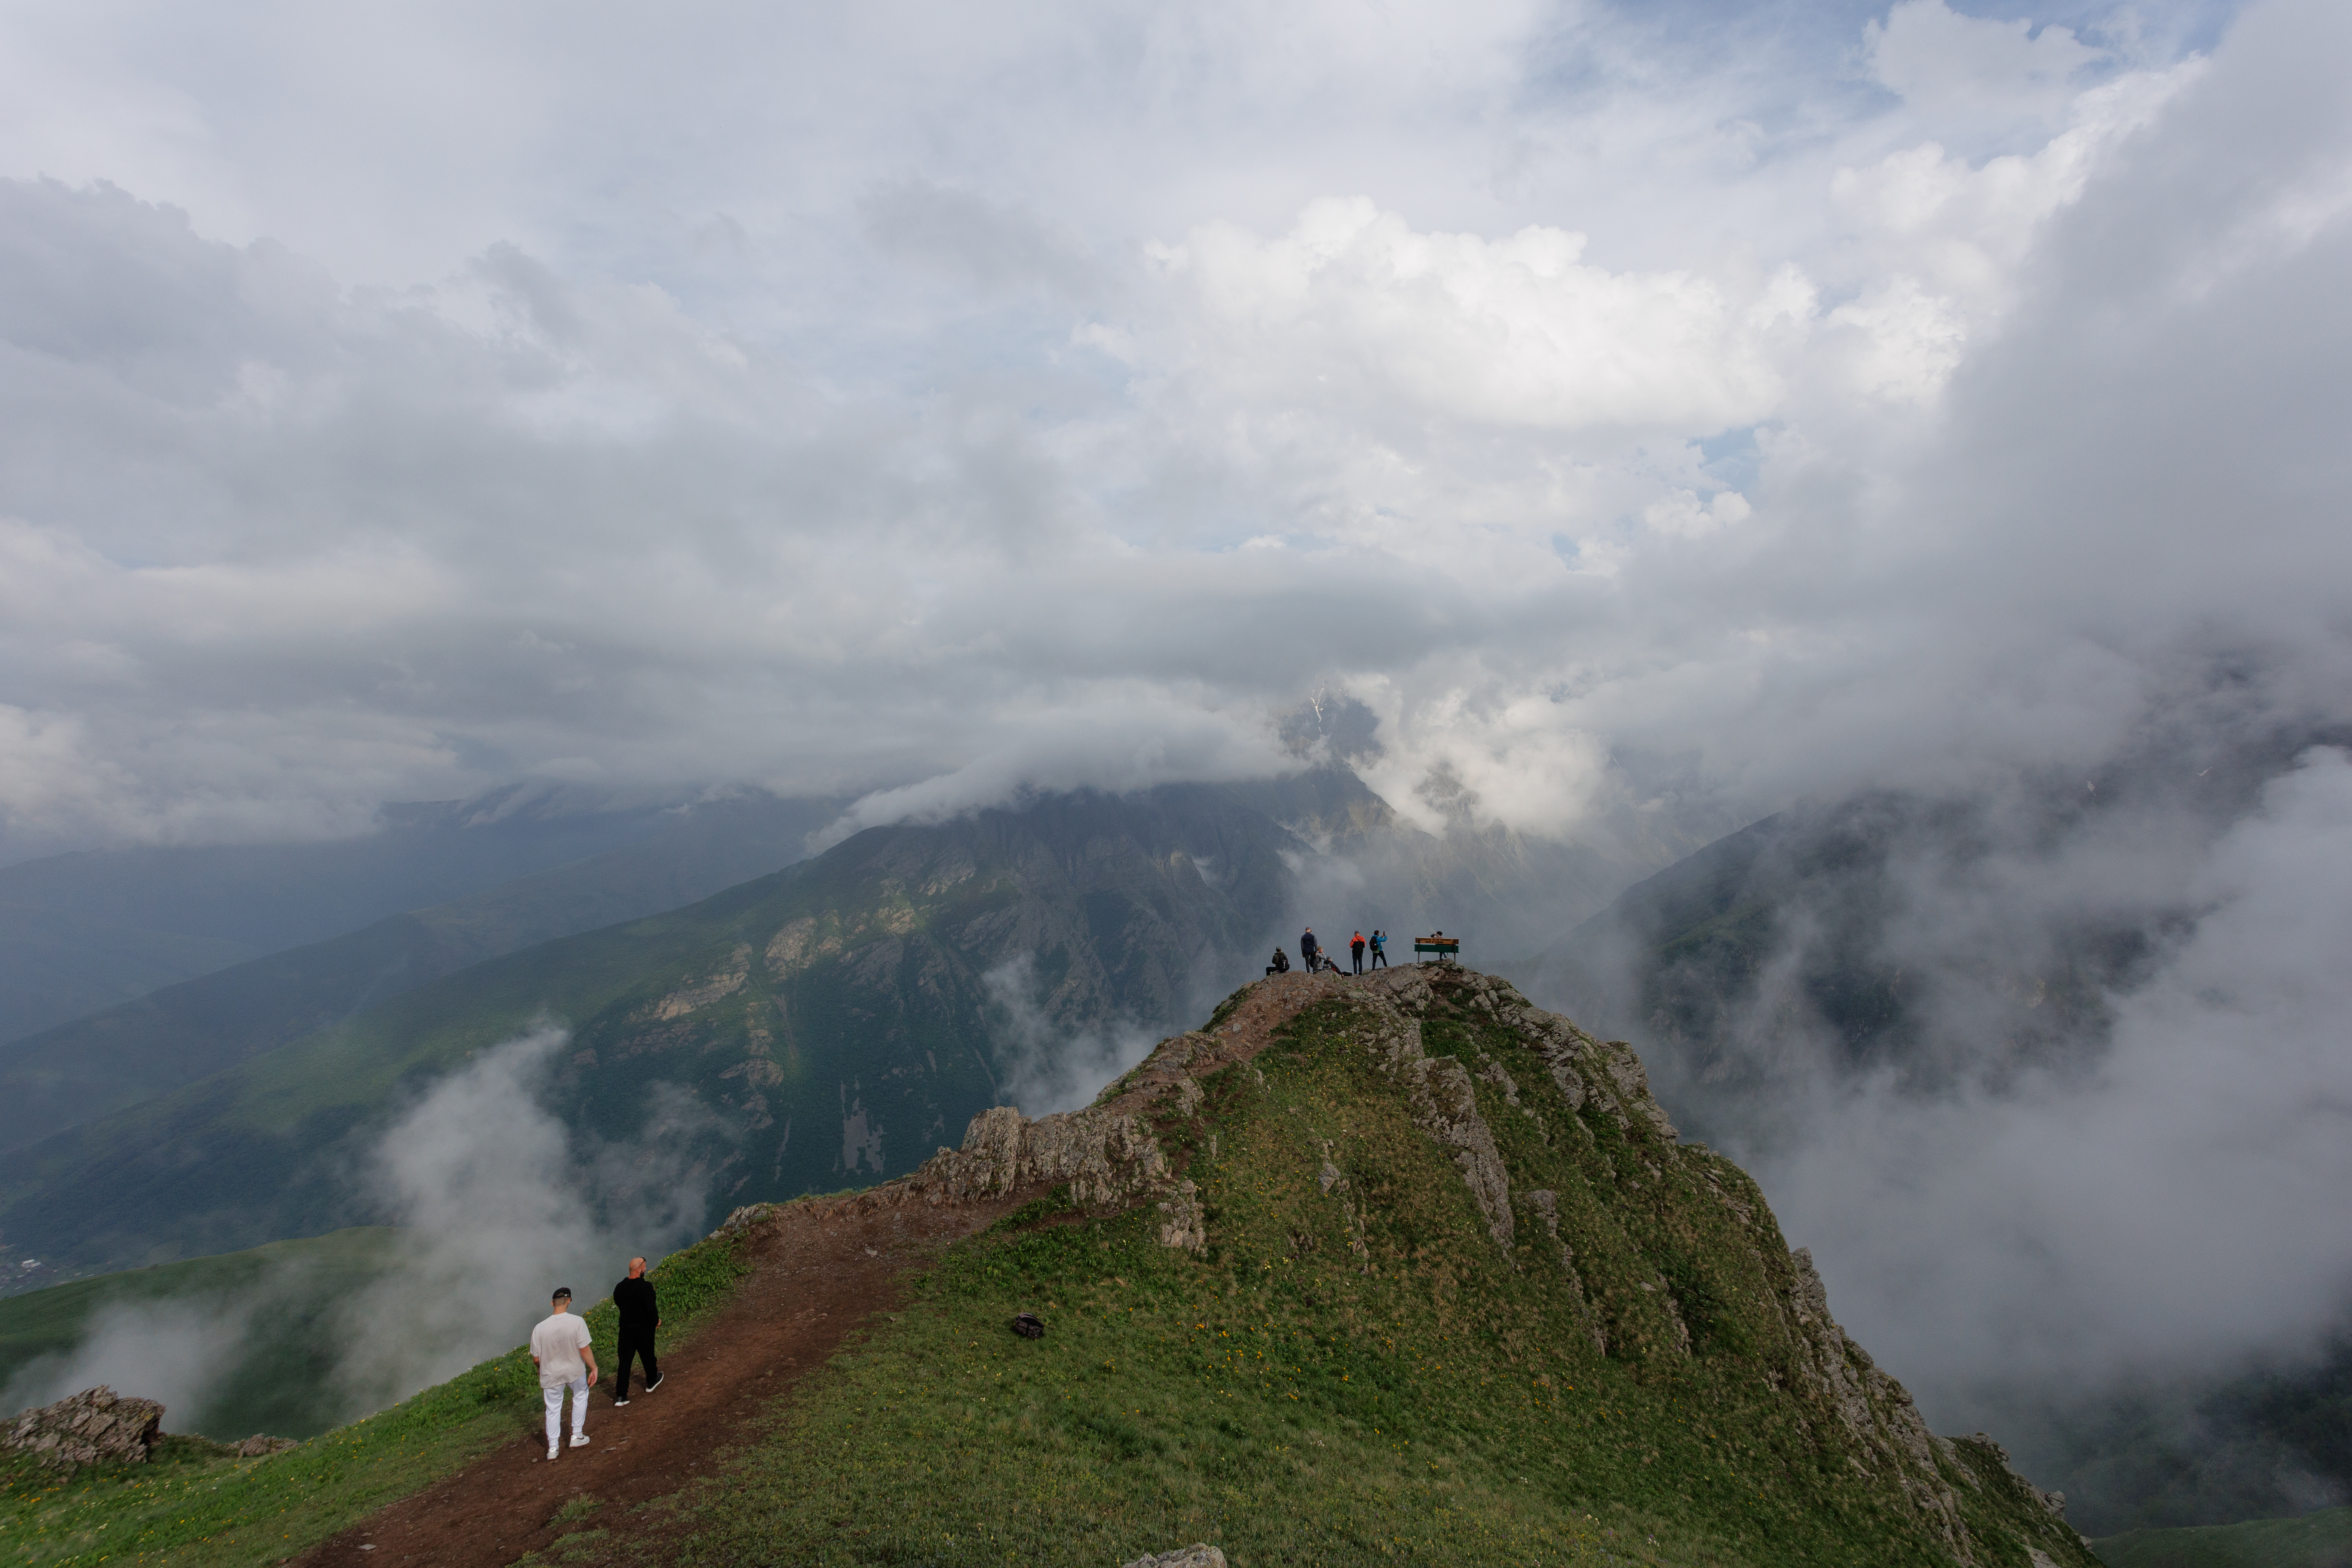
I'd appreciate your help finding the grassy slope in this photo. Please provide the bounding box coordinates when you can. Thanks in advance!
[2091,1504,2352,1567]
[0,1227,402,1440]
[666,986,2090,1568]
[0,1228,751,1568]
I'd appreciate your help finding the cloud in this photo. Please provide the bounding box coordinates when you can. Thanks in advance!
[0,1293,258,1432]
[1160,196,1809,435]
[984,953,1161,1117]
[329,1024,718,1418]
[1721,749,2352,1410]
[1867,0,2111,132]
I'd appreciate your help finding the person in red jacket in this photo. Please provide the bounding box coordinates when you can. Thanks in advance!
[1350,931,1366,974]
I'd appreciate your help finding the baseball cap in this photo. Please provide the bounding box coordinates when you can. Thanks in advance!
[552,1286,574,1300]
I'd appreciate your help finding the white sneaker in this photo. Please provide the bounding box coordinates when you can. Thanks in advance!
[546,1446,559,1461]
[570,1433,590,1447]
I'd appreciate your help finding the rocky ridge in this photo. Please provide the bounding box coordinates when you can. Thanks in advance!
[715,963,2086,1566]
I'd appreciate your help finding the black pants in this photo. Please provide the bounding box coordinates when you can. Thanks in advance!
[1371,948,1387,968]
[614,1329,659,1397]
[1351,949,1364,972]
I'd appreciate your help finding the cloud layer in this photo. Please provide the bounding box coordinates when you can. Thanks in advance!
[1,0,2309,861]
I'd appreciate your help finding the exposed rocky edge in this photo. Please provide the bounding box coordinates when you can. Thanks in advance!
[1121,1547,1226,1568]
[1950,1431,2072,1521]
[5,1386,162,1469]
[231,1433,300,1458]
[710,964,2077,1566]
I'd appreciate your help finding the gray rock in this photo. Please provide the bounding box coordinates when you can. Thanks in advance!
[1121,1547,1227,1568]
[4,1386,163,1470]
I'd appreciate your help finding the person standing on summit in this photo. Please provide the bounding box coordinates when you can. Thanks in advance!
[529,1286,597,1460]
[1350,931,1366,974]
[1300,928,1321,973]
[611,1256,662,1404]
[1369,929,1389,968]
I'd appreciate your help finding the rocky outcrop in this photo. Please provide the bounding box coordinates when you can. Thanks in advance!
[234,1433,298,1458]
[5,1386,162,1469]
[1122,1547,1226,1568]
[1402,1057,1514,1249]
[916,1103,1172,1210]
[1156,1179,1207,1253]
[1785,1248,1975,1561]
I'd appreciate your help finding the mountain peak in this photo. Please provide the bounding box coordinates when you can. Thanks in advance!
[722,963,2093,1566]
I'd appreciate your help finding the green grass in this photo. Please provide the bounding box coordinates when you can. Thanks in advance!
[662,990,2091,1568]
[0,1226,751,1567]
[2091,1504,2352,1567]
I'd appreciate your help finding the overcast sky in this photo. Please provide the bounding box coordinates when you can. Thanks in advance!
[5,0,2336,860]
[6,0,2352,1454]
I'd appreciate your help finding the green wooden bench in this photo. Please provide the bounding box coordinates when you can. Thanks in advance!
[1412,935,1460,964]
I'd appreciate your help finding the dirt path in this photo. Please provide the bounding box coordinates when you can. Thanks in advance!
[287,1191,1016,1568]
[284,967,1412,1568]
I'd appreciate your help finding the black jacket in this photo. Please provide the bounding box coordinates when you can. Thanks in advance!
[614,1276,659,1333]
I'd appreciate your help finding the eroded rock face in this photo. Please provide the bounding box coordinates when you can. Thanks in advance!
[1402,1057,1515,1250]
[918,1103,1171,1209]
[5,1386,162,1469]
[1785,1248,1975,1561]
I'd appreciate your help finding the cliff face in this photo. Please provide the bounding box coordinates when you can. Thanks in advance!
[768,964,2093,1566]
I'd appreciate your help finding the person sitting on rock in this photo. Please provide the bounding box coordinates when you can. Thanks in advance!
[1266,946,1290,976]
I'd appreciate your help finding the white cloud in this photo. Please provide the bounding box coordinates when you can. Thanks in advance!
[1164,197,1805,435]
[1867,0,2111,131]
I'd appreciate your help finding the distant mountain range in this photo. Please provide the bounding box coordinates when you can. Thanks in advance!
[0,790,848,1154]
[0,769,1671,1288]
[0,784,818,1045]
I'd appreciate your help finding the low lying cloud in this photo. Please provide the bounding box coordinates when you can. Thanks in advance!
[984,955,1163,1117]
[0,1294,259,1434]
[329,1025,717,1417]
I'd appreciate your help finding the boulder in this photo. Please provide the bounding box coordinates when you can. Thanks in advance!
[4,1386,163,1469]
[1121,1547,1226,1568]
[234,1434,299,1458]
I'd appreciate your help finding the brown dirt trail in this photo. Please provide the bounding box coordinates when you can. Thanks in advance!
[286,1192,1016,1568]
[285,966,1406,1567]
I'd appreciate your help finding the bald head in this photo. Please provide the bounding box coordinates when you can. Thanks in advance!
[627,1256,646,1279]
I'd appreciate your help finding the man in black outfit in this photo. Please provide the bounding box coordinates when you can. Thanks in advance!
[611,1256,662,1405]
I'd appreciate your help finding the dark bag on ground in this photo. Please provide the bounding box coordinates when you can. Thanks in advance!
[1011,1312,1046,1339]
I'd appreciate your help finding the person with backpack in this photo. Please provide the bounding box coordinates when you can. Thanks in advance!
[1350,931,1366,974]
[1369,929,1389,968]
[1266,946,1290,976]
[1299,928,1321,972]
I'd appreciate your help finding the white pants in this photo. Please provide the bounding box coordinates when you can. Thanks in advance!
[542,1374,588,1449]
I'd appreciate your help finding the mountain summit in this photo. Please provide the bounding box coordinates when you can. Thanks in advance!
[690,963,2093,1565]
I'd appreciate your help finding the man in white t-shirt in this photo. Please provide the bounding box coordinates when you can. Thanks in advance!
[528,1286,598,1460]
